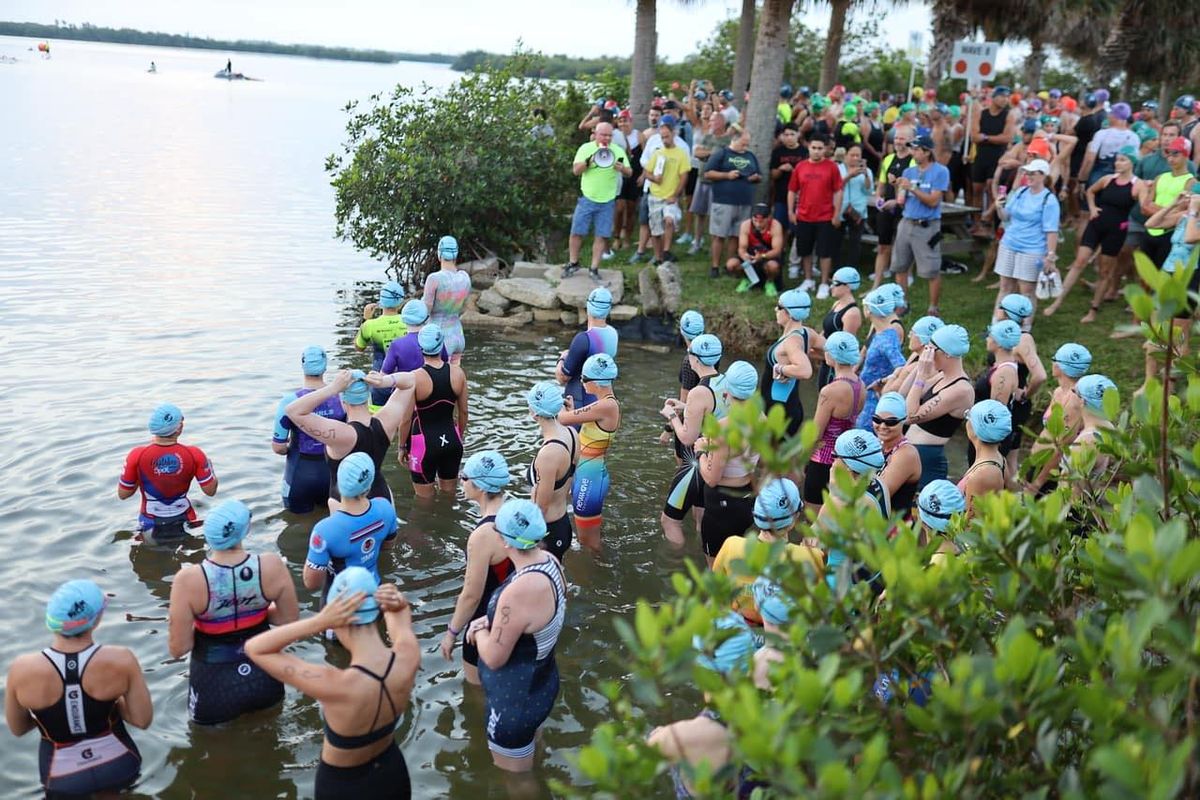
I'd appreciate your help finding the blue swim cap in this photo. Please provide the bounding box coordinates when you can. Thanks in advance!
[689,333,723,367]
[495,498,548,550]
[999,293,1033,322]
[988,320,1023,351]
[328,566,380,626]
[1076,374,1117,412]
[438,235,459,260]
[527,381,565,418]
[753,478,801,531]
[874,391,908,422]
[834,429,885,473]
[418,324,445,356]
[723,361,758,400]
[832,266,861,289]
[969,399,1013,444]
[46,579,107,637]
[204,499,251,550]
[582,353,618,386]
[401,299,430,326]
[751,577,793,626]
[586,287,613,319]
[1054,342,1093,378]
[918,479,965,533]
[1022,118,1038,133]
[694,613,756,675]
[149,403,184,437]
[379,280,405,309]
[825,331,860,365]
[880,282,907,310]
[911,315,944,344]
[462,450,510,493]
[778,289,812,321]
[342,370,370,406]
[679,309,705,339]
[931,324,970,358]
[864,289,896,318]
[337,452,376,498]
[301,345,328,376]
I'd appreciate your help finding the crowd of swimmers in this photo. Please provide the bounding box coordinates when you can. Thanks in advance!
[5,227,1124,797]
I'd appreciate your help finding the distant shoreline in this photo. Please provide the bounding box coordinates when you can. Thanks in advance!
[0,20,457,66]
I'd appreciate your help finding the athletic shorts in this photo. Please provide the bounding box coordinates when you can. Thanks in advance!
[663,462,705,521]
[408,425,463,485]
[542,514,573,560]
[648,197,681,237]
[971,153,1001,184]
[189,649,284,725]
[480,661,560,760]
[995,244,1043,283]
[914,444,948,490]
[699,484,755,557]
[689,182,713,215]
[685,169,699,197]
[875,208,901,246]
[890,218,943,280]
[282,452,329,514]
[1080,218,1127,257]
[570,197,615,239]
[314,744,411,800]
[39,729,141,798]
[710,203,751,238]
[802,461,832,505]
[792,220,839,259]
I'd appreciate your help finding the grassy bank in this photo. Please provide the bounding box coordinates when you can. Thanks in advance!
[602,231,1148,396]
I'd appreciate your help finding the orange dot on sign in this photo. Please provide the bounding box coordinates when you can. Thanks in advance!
[954,59,967,74]
[979,62,992,76]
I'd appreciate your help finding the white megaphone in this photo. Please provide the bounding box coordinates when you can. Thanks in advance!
[592,147,615,168]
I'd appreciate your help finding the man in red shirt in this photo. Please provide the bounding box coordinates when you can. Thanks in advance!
[118,403,218,543]
[787,135,844,297]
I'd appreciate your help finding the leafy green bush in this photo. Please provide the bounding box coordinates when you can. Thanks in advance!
[562,268,1200,798]
[325,52,583,284]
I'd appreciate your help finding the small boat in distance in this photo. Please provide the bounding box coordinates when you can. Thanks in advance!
[214,69,260,81]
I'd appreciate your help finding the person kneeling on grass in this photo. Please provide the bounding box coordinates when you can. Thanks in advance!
[732,203,785,297]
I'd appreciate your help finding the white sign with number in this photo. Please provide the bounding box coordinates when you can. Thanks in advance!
[950,41,999,87]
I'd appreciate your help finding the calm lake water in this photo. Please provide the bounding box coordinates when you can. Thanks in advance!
[0,36,744,799]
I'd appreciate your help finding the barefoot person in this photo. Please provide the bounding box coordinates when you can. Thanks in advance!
[559,354,621,549]
[400,324,468,499]
[5,580,152,797]
[354,281,408,406]
[697,361,762,565]
[246,568,420,799]
[272,346,347,514]
[526,381,580,560]
[422,235,472,363]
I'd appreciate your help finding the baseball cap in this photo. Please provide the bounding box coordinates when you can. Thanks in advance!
[301,345,328,376]
[586,287,613,318]
[911,315,944,344]
[1053,343,1093,378]
[999,293,1033,322]
[917,480,965,533]
[659,114,678,129]
[992,85,1011,96]
[462,450,510,493]
[689,333,723,367]
[694,613,755,675]
[874,391,908,421]
[1166,137,1192,155]
[723,361,759,400]
[149,403,184,437]
[931,324,970,357]
[825,331,860,365]
[832,266,861,289]
[379,281,405,309]
[496,498,548,550]
[337,452,376,498]
[1110,102,1132,121]
[777,288,812,321]
[751,577,793,626]
[1027,138,1052,158]
[679,309,705,339]
[342,370,370,405]
[527,380,565,418]
[752,478,801,531]
[1076,374,1117,412]
[204,499,252,550]
[1022,158,1051,174]
[582,353,618,386]
[834,429,885,473]
[438,235,459,260]
[418,324,445,355]
[752,202,770,217]
[401,299,430,326]
[46,579,107,636]
[863,289,896,318]
[328,566,380,626]
[988,320,1023,350]
[968,399,1013,443]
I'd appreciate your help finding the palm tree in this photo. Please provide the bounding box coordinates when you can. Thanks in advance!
[745,0,797,201]
[732,0,757,103]
[924,0,972,88]
[629,0,658,123]
[818,0,853,92]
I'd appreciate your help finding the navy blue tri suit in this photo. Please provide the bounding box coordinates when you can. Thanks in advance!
[460,515,515,668]
[273,389,346,513]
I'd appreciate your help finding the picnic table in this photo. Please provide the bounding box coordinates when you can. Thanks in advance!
[861,201,983,258]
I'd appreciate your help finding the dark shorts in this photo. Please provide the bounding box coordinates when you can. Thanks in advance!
[802,461,832,505]
[971,154,1000,184]
[792,220,839,259]
[189,648,285,725]
[542,514,573,561]
[283,452,330,514]
[40,728,141,799]
[408,426,463,485]
[663,461,705,521]
[685,169,698,196]
[699,484,755,557]
[314,744,411,800]
[875,208,901,246]
[1080,218,1127,257]
[914,444,948,490]
[638,193,650,224]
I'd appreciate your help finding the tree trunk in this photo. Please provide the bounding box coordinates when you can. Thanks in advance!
[629,0,658,124]
[731,0,757,106]
[746,0,796,202]
[1093,3,1137,87]
[1159,79,1171,115]
[925,0,970,89]
[1023,34,1046,93]
[818,0,851,93]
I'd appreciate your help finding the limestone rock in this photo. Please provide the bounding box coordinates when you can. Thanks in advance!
[609,304,640,322]
[493,278,560,309]
[656,262,683,314]
[553,269,625,309]
[476,288,511,315]
[532,307,561,323]
[510,261,552,280]
[461,309,533,329]
[637,267,662,316]
[560,310,579,326]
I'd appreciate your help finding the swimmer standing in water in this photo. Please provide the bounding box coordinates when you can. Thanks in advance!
[559,353,620,550]
[355,281,408,408]
[273,345,347,513]
[381,300,447,376]
[422,235,472,364]
[118,403,218,543]
[526,381,580,561]
[557,287,619,413]
[397,324,468,499]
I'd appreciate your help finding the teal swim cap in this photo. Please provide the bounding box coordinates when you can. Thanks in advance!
[911,315,944,344]
[832,266,861,289]
[46,580,106,637]
[777,289,811,321]
[751,577,793,626]
[586,287,613,319]
[418,324,445,355]
[527,381,564,418]
[582,353,618,386]
[679,309,705,339]
[931,324,970,358]
[342,370,370,405]
[694,613,756,674]
[874,391,907,421]
[1054,343,1093,378]
[438,235,459,260]
[825,331,860,365]
[969,399,1013,443]
[918,479,965,532]
[204,499,251,550]
[401,299,430,326]
[379,281,405,309]
[496,499,548,550]
[999,293,1033,322]
[988,320,1022,351]
[689,333,723,367]
[337,452,376,498]
[723,360,758,400]
[328,566,380,626]
[834,429,885,473]
[880,282,907,310]
[462,450,510,493]
[149,403,184,437]
[753,478,801,531]
[1076,374,1117,412]
[301,345,328,376]
[863,289,896,317]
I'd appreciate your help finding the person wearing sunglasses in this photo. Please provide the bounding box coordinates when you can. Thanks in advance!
[760,289,822,438]
[898,324,974,488]
[815,429,890,593]
[803,332,865,513]
[441,451,513,685]
[1025,343,1092,496]
[959,400,1013,516]
[525,382,579,560]
[872,392,921,518]
[816,266,864,388]
[881,315,943,395]
[854,289,907,429]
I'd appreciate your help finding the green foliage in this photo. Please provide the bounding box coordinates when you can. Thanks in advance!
[0,20,453,64]
[325,52,583,284]
[562,277,1200,797]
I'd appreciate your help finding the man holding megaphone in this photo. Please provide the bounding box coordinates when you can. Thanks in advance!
[567,122,632,281]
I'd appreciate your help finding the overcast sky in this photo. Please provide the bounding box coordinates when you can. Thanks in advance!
[4,0,942,62]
